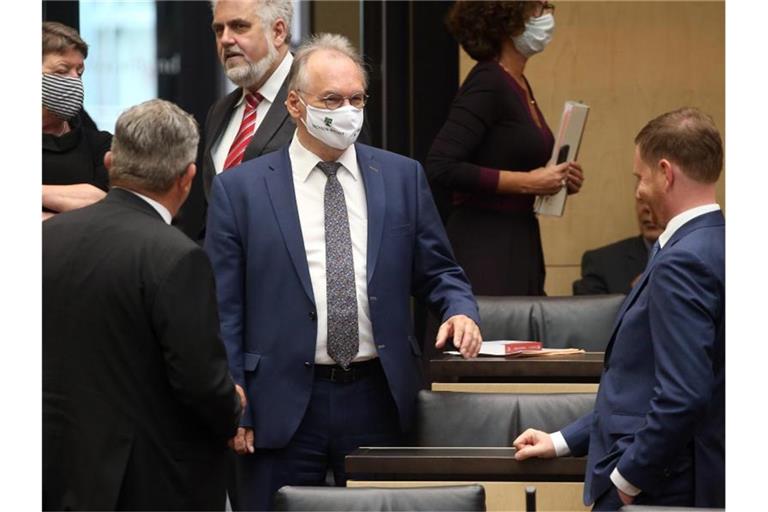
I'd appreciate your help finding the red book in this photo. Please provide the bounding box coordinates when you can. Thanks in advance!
[479,340,543,356]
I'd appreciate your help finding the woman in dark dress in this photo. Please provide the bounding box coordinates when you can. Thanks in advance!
[42,22,111,221]
[426,1,584,296]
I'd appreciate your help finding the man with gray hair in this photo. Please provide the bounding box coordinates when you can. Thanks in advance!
[175,0,294,239]
[43,99,244,511]
[206,34,482,510]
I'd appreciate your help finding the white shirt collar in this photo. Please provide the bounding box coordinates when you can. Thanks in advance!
[658,203,720,248]
[119,187,173,225]
[288,132,359,183]
[235,52,294,107]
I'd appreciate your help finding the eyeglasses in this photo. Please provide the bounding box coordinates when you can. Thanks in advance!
[299,90,369,110]
[533,1,555,17]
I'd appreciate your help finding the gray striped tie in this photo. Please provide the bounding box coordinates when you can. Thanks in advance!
[317,161,359,368]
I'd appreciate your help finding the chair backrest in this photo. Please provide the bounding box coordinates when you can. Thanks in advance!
[477,294,625,351]
[415,390,595,447]
[273,484,486,511]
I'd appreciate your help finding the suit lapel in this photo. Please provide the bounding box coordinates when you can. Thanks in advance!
[206,88,242,155]
[243,78,290,161]
[357,145,385,284]
[203,89,242,197]
[604,267,653,363]
[264,147,315,305]
[604,210,725,363]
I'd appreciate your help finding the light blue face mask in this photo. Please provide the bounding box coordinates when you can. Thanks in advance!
[512,13,555,58]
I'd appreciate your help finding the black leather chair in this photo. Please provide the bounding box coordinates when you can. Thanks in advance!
[477,294,626,351]
[273,484,486,511]
[415,390,595,446]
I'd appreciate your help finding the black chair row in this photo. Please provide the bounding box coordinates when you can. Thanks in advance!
[478,294,626,351]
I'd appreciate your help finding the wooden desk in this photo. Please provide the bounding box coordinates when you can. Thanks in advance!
[429,353,604,394]
[347,447,585,481]
[346,447,589,511]
[431,352,604,383]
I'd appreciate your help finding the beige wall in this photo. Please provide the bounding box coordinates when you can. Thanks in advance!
[459,1,725,296]
[311,1,361,51]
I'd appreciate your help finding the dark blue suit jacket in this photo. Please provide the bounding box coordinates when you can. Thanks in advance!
[561,210,725,507]
[204,143,478,449]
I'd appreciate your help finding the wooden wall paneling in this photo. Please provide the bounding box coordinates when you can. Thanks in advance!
[459,1,724,296]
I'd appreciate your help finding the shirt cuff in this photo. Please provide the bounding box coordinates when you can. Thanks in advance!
[550,431,571,457]
[610,467,642,496]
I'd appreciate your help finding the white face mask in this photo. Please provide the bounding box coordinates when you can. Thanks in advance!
[299,96,363,150]
[512,13,555,58]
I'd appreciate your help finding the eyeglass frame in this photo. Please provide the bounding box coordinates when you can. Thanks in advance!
[297,90,369,110]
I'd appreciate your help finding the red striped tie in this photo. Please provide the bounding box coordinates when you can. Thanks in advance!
[223,92,263,170]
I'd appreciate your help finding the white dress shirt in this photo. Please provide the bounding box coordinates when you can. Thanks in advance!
[551,201,722,499]
[657,203,720,249]
[211,52,294,174]
[288,133,377,365]
[120,188,172,224]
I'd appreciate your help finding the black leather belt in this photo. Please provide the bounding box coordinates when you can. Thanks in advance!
[313,358,382,384]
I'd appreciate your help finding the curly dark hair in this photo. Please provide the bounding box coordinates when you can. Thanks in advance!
[446,1,538,61]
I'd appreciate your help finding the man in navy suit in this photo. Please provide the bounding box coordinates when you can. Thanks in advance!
[513,107,725,510]
[205,33,482,510]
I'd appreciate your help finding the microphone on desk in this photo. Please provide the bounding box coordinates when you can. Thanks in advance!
[525,486,537,512]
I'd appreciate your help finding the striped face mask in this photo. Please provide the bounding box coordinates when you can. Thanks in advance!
[42,73,84,120]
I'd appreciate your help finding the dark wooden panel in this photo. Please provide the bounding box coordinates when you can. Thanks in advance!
[346,447,586,482]
[430,353,604,383]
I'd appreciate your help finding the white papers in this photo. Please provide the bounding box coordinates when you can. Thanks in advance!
[534,101,590,217]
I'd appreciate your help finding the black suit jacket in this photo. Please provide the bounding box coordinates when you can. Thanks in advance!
[201,83,296,200]
[573,235,649,295]
[43,188,241,511]
[174,81,295,240]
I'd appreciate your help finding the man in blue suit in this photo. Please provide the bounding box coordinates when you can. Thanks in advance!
[513,107,725,510]
[205,33,482,510]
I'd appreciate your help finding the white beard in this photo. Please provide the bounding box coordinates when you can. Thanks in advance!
[225,36,278,89]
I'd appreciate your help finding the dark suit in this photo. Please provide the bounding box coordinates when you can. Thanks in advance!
[561,211,725,509]
[43,188,241,511]
[205,143,478,508]
[573,236,649,295]
[201,85,296,201]
[174,81,295,240]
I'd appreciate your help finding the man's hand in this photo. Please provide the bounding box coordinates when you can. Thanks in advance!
[228,427,254,455]
[617,488,635,506]
[435,314,482,358]
[512,428,556,460]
